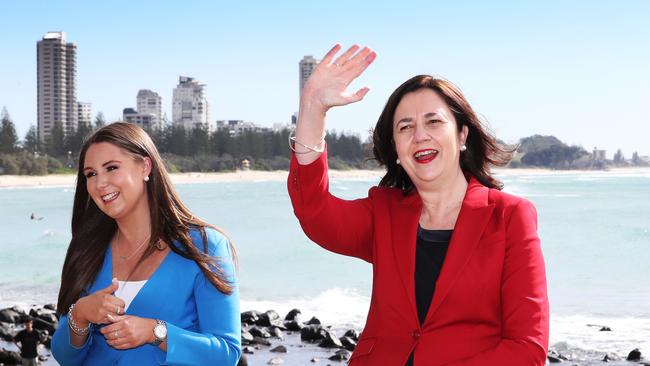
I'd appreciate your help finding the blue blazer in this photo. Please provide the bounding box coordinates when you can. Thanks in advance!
[52,227,241,365]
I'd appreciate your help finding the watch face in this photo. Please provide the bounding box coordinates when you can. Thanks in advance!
[154,324,167,339]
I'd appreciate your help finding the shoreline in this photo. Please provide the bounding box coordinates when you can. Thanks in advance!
[1,167,649,188]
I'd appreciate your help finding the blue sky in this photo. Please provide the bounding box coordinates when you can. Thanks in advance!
[1,0,649,157]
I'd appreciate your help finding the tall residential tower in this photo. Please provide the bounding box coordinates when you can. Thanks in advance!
[37,32,77,142]
[172,76,210,130]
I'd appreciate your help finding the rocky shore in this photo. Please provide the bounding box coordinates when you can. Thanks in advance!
[0,304,647,365]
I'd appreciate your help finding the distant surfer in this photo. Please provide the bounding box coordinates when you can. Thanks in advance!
[30,213,44,221]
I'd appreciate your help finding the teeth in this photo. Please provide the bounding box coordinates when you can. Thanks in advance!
[415,150,437,158]
[102,192,119,201]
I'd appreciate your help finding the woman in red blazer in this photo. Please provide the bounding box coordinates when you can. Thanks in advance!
[288,44,549,365]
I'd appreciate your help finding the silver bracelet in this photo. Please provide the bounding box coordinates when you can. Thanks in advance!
[288,129,326,154]
[68,303,92,336]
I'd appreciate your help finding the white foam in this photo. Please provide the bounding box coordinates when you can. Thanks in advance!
[241,287,370,331]
[551,314,650,357]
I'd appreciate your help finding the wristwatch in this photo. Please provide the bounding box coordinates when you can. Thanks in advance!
[152,319,167,346]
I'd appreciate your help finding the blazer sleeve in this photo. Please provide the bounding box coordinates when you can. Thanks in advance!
[51,314,93,366]
[446,199,549,366]
[163,230,241,366]
[287,149,374,262]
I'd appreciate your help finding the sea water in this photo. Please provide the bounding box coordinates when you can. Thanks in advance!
[0,170,648,359]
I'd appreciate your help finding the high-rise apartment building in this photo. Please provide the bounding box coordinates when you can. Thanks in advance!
[172,76,210,130]
[37,31,77,142]
[299,55,318,98]
[136,89,162,129]
[77,102,92,127]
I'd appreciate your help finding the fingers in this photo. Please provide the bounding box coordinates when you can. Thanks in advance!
[346,48,377,79]
[99,278,119,294]
[332,44,360,67]
[320,43,342,65]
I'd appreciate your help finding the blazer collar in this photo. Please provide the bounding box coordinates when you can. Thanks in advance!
[391,176,495,327]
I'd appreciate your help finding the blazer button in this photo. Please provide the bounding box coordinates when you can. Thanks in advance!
[411,330,420,340]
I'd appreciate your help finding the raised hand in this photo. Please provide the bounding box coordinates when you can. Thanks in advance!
[301,44,376,113]
[295,44,376,165]
[74,279,126,326]
[101,315,158,350]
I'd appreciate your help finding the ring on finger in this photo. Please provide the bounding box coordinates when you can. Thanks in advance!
[116,305,120,315]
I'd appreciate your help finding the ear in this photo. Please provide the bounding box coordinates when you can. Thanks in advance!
[459,125,469,146]
[142,157,153,177]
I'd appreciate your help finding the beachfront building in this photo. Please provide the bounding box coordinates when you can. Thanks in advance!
[592,147,607,162]
[172,76,210,130]
[136,89,162,130]
[215,120,270,137]
[299,55,318,98]
[37,31,77,143]
[122,108,157,130]
[77,102,92,128]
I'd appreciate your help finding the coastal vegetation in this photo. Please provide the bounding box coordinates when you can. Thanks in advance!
[0,108,648,175]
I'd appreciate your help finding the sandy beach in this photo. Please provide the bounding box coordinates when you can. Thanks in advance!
[1,167,649,189]
[0,169,384,189]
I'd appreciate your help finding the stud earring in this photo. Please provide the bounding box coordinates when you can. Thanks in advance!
[460,145,467,152]
[396,158,401,165]
[144,176,150,182]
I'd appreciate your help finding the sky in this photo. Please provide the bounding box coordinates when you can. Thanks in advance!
[1,0,649,157]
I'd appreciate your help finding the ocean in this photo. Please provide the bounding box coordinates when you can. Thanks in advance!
[1,169,649,362]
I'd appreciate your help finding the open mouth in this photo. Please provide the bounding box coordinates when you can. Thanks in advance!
[413,149,439,164]
[101,191,120,203]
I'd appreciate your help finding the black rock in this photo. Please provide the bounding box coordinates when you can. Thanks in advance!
[242,346,255,354]
[241,329,254,344]
[252,336,272,346]
[627,348,642,361]
[32,317,56,334]
[0,321,15,342]
[43,304,57,311]
[343,329,359,341]
[241,310,262,325]
[0,308,21,324]
[0,348,22,364]
[258,310,283,327]
[269,326,285,340]
[339,336,357,351]
[304,316,321,325]
[237,354,248,366]
[599,326,612,331]
[300,324,327,342]
[267,357,284,364]
[284,309,301,321]
[249,326,271,338]
[270,345,287,353]
[318,330,343,348]
[328,349,352,361]
[283,320,303,331]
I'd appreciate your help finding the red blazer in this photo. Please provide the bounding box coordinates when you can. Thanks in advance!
[288,151,549,366]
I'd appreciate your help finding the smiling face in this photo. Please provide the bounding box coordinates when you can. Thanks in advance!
[392,88,468,189]
[83,142,151,221]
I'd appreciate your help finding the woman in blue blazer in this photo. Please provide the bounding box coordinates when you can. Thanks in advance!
[51,122,241,365]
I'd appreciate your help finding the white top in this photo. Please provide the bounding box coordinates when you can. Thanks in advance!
[114,280,148,311]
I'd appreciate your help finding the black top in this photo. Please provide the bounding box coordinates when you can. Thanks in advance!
[406,226,452,366]
[14,329,40,358]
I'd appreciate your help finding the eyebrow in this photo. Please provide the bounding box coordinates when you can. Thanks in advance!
[395,112,441,125]
[82,160,121,172]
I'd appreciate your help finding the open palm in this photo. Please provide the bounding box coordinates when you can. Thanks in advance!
[302,44,376,111]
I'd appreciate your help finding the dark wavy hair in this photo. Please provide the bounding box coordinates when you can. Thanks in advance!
[372,75,513,194]
[57,122,237,315]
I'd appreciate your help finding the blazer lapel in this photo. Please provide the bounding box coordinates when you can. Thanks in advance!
[391,191,423,326]
[423,177,495,327]
[125,250,174,318]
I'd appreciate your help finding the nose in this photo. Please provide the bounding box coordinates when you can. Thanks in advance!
[413,122,431,143]
[95,172,109,191]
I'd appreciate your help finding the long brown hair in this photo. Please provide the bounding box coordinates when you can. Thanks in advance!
[57,122,236,315]
[372,75,513,194]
